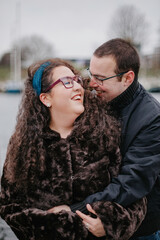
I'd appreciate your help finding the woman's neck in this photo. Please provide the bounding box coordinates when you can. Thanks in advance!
[49,113,78,138]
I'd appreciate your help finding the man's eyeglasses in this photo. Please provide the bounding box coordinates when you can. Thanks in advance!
[43,75,83,93]
[87,68,128,86]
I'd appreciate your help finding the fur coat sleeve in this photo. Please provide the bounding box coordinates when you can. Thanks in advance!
[0,202,88,240]
[0,192,147,240]
[92,198,147,240]
[0,91,147,240]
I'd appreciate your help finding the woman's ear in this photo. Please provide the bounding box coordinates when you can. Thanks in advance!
[123,71,135,87]
[39,93,51,108]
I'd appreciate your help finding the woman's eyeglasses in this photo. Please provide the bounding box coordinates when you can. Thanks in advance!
[43,76,83,93]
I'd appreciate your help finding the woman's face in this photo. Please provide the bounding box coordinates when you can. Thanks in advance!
[47,66,84,117]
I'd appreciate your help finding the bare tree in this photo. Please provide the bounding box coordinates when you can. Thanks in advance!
[13,35,55,68]
[0,52,10,66]
[109,5,148,50]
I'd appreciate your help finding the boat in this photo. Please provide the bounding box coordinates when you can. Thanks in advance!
[3,80,23,93]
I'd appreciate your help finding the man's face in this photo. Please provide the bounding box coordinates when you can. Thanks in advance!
[89,55,128,102]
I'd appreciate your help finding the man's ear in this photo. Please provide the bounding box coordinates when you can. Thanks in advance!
[123,71,135,87]
[39,93,51,108]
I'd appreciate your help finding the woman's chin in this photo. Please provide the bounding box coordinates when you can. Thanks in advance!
[75,105,85,116]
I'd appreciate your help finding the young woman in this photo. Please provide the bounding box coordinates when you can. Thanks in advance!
[0,59,146,240]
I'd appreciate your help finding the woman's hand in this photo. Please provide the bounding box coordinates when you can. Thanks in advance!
[76,204,106,237]
[48,205,71,213]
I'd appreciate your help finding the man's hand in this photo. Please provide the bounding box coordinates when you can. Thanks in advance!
[76,204,106,237]
[48,205,71,213]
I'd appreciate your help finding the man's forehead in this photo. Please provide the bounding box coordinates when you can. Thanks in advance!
[90,55,116,74]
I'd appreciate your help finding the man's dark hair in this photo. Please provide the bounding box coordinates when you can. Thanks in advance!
[94,38,140,80]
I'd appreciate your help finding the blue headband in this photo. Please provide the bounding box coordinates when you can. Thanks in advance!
[32,61,51,96]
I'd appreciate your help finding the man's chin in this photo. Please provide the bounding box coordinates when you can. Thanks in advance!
[97,92,112,102]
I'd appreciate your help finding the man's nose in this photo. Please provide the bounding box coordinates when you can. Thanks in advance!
[89,77,98,87]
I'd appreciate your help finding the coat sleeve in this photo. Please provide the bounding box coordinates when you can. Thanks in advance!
[92,197,147,240]
[0,202,88,240]
[71,116,160,212]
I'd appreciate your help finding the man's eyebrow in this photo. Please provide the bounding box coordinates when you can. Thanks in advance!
[90,71,106,78]
[89,68,107,78]
[94,74,107,78]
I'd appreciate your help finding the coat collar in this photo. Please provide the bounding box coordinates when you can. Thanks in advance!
[109,80,139,110]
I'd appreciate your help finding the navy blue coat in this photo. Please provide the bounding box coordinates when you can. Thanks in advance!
[71,83,160,236]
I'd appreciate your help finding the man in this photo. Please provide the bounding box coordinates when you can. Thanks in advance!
[74,39,160,239]
[52,39,160,239]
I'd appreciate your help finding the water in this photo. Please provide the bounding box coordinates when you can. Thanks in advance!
[0,91,160,239]
[0,93,22,176]
[0,93,21,240]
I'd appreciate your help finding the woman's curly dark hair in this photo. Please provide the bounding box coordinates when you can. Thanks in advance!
[3,58,80,186]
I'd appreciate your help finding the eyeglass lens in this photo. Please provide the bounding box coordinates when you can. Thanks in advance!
[87,69,102,85]
[61,76,83,89]
[96,79,103,85]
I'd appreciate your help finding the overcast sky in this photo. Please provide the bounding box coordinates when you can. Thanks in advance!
[0,0,160,59]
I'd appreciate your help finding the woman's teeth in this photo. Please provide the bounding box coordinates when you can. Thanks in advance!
[74,96,81,100]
